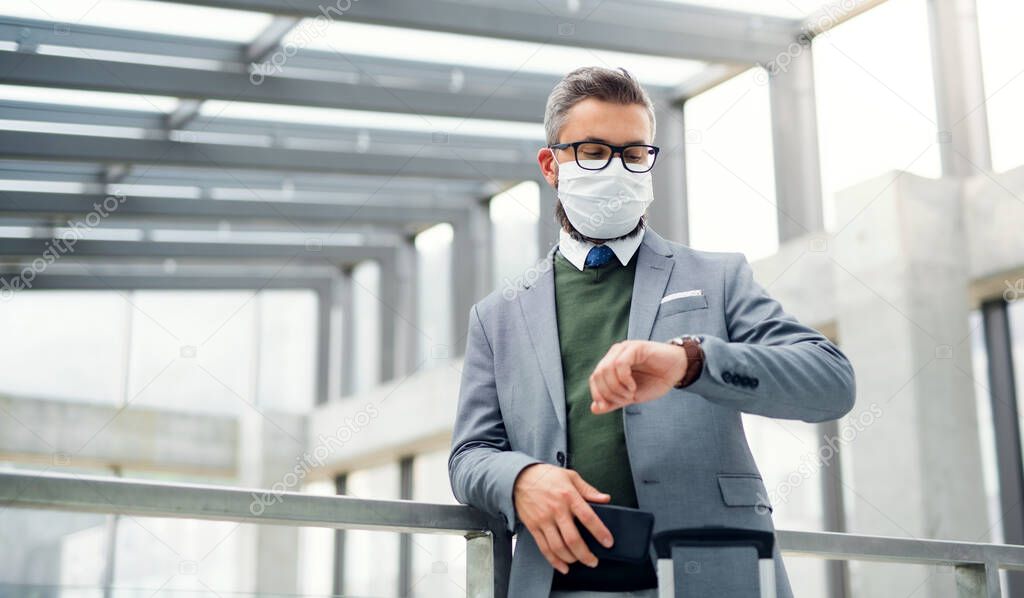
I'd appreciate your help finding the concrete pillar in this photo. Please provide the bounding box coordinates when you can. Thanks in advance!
[833,172,989,598]
[926,0,992,176]
[237,305,305,595]
[452,201,493,356]
[650,101,690,244]
[328,269,356,399]
[237,411,306,595]
[379,239,419,381]
[768,46,825,241]
[314,282,331,406]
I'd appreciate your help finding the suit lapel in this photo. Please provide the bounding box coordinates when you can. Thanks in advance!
[628,229,675,341]
[519,247,567,430]
[518,229,675,432]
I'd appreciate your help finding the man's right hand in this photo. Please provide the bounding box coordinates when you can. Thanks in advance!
[512,463,614,574]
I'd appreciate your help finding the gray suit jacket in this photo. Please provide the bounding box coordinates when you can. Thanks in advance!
[449,227,856,597]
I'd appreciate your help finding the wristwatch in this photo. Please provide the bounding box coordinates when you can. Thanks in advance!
[667,334,704,389]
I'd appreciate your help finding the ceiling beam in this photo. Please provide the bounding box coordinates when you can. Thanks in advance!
[0,51,544,123]
[0,15,570,97]
[0,236,393,263]
[0,160,495,201]
[0,130,538,182]
[0,270,334,291]
[165,0,800,63]
[0,100,543,158]
[0,259,342,285]
[0,191,468,227]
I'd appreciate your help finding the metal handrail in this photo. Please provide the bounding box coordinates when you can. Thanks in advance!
[0,470,509,598]
[3,470,1024,597]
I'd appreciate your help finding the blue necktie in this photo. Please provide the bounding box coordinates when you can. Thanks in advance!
[584,244,615,268]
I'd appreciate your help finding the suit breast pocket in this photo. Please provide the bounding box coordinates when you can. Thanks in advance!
[717,473,773,513]
[657,293,708,318]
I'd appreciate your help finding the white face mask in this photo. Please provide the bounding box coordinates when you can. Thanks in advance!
[553,156,654,239]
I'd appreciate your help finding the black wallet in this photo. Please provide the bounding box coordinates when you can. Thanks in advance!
[575,502,655,564]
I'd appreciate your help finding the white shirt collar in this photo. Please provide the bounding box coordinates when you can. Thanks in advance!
[556,226,646,271]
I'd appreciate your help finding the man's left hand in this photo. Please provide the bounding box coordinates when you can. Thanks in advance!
[588,340,688,415]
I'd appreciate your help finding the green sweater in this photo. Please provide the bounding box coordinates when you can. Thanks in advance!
[550,248,657,591]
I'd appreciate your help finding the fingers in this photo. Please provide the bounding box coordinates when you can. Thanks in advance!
[524,471,614,575]
[542,522,576,570]
[570,495,614,549]
[570,471,610,503]
[590,342,636,411]
[533,526,569,574]
[556,512,599,567]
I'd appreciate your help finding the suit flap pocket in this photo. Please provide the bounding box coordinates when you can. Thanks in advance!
[657,293,708,317]
[717,474,772,512]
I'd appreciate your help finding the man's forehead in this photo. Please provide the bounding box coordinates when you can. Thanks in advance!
[559,99,651,142]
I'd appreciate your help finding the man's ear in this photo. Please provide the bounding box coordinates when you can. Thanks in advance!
[536,147,558,188]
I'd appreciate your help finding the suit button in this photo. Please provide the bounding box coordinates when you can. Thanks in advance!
[751,378,759,388]
[723,371,733,383]
[556,451,566,466]
[739,375,750,386]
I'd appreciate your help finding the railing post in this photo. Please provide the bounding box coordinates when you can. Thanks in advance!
[466,531,495,598]
[466,520,511,598]
[954,562,1001,598]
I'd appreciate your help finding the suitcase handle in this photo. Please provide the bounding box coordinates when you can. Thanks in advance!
[652,526,775,559]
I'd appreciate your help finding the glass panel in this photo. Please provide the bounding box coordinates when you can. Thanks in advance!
[298,479,337,597]
[976,0,1024,173]
[255,291,318,413]
[125,290,257,416]
[813,0,941,231]
[491,181,541,291]
[410,449,467,598]
[0,290,316,414]
[343,462,401,596]
[684,67,778,260]
[968,310,1003,544]
[416,223,454,365]
[0,291,129,404]
[740,414,827,597]
[0,506,112,595]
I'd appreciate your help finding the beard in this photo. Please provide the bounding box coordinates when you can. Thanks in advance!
[553,199,647,245]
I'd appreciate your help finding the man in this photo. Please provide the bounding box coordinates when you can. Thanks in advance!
[449,66,856,597]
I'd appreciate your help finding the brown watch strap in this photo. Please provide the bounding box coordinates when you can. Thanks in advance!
[674,338,705,389]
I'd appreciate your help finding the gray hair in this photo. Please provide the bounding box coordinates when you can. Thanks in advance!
[543,66,657,145]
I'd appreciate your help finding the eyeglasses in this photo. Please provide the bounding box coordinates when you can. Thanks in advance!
[547,140,660,173]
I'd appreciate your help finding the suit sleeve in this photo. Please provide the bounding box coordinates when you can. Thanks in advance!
[448,304,544,534]
[684,252,857,422]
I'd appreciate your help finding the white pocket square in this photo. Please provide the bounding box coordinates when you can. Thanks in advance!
[660,289,703,304]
